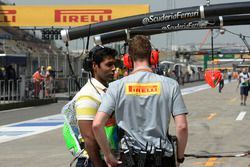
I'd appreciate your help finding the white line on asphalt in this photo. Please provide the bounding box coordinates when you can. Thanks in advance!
[236,112,246,121]
[0,114,63,127]
[0,83,213,143]
[0,107,34,113]
[0,114,64,143]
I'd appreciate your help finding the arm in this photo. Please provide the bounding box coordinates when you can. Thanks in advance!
[78,120,104,167]
[75,94,105,167]
[174,114,188,160]
[79,120,105,167]
[238,73,250,83]
[171,81,188,160]
[93,111,121,167]
[240,77,250,83]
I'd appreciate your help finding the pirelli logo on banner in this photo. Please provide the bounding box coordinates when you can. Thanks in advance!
[0,5,149,26]
[0,10,16,23]
[54,9,112,23]
[126,83,161,96]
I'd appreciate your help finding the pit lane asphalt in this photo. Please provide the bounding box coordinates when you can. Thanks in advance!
[0,80,249,167]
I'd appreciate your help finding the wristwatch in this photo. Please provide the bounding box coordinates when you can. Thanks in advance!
[177,157,185,163]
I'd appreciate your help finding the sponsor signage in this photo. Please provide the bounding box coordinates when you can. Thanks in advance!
[0,10,16,23]
[126,83,161,95]
[235,54,250,59]
[208,54,235,60]
[0,5,149,26]
[161,21,205,30]
[142,9,199,25]
[54,9,112,23]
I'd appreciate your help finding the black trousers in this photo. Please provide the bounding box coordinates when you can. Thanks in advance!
[219,79,224,93]
[76,157,93,167]
[119,152,176,167]
[76,157,108,167]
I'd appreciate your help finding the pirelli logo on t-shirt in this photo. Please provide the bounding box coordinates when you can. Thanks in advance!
[125,83,161,95]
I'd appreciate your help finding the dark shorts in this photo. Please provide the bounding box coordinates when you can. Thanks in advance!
[240,86,249,96]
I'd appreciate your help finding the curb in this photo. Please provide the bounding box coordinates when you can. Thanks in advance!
[0,98,58,111]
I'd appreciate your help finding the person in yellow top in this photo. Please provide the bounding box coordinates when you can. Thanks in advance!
[74,45,117,167]
[45,66,53,97]
[113,67,120,80]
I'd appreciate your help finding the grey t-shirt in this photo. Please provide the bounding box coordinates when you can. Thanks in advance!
[98,67,188,155]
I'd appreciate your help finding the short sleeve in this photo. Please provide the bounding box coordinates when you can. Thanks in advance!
[172,83,188,116]
[75,95,100,120]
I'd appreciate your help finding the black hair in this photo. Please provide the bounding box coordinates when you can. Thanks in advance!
[82,45,117,74]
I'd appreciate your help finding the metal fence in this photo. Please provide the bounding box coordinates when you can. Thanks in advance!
[24,79,56,100]
[67,76,88,97]
[1,73,206,104]
[0,76,89,104]
[0,79,22,104]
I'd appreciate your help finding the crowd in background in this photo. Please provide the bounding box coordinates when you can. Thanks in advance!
[0,65,17,81]
[0,65,18,96]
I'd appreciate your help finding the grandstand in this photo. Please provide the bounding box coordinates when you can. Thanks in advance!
[0,26,83,78]
[0,0,84,79]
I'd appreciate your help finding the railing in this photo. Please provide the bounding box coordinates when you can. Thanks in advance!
[67,76,88,98]
[0,79,22,104]
[0,72,207,104]
[0,76,89,104]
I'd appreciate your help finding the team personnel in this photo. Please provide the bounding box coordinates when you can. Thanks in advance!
[32,67,43,99]
[93,35,188,167]
[74,45,117,167]
[45,66,54,98]
[218,70,224,93]
[239,68,250,106]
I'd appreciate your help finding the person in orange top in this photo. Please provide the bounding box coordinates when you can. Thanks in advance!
[33,67,43,99]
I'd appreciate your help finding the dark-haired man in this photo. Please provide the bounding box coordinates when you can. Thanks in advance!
[74,45,117,167]
[93,35,188,167]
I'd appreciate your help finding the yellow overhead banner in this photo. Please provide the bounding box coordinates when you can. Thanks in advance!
[0,5,149,27]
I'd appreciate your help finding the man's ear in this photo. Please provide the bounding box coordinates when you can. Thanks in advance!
[92,62,97,72]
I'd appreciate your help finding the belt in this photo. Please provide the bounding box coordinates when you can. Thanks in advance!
[121,147,173,157]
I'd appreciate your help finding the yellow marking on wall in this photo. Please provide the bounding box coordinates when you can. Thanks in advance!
[207,113,217,120]
[193,157,224,166]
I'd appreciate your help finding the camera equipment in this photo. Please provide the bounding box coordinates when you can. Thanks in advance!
[154,138,163,166]
[137,142,148,167]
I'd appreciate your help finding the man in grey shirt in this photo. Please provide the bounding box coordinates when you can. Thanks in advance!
[93,35,188,167]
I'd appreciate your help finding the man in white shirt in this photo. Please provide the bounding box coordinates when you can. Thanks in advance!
[239,68,250,106]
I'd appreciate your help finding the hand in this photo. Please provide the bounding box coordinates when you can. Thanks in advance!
[104,153,122,167]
